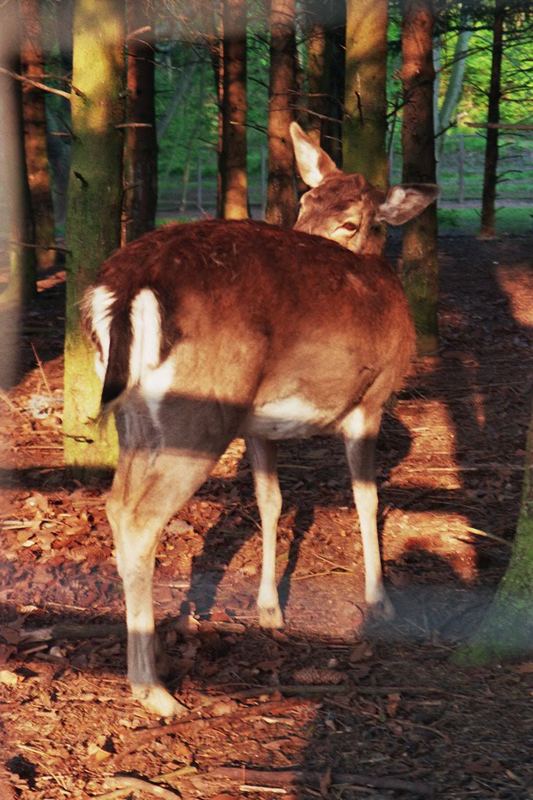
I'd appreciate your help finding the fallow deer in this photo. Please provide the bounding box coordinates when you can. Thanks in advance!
[83,122,438,716]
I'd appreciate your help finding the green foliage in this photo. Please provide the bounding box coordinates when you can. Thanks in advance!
[154,2,532,229]
[156,32,270,202]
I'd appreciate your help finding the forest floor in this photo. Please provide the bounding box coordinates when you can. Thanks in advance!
[0,234,532,800]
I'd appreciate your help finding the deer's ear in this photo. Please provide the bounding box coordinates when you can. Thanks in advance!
[376,184,439,225]
[290,122,339,188]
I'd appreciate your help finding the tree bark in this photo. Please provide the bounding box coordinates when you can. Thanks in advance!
[63,0,125,474]
[19,0,56,270]
[121,0,157,244]
[343,0,388,192]
[220,0,248,219]
[456,402,533,663]
[305,1,327,146]
[401,0,438,355]
[322,11,345,167]
[479,0,504,239]
[265,0,298,227]
[0,0,37,317]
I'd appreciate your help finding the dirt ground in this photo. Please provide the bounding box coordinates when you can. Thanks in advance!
[1,234,532,800]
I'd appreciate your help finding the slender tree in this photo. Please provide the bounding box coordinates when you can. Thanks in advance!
[320,10,345,167]
[19,0,56,269]
[0,0,37,313]
[63,0,125,473]
[220,0,248,219]
[457,402,533,663]
[265,0,298,227]
[435,8,473,162]
[343,0,388,193]
[401,0,438,354]
[305,0,328,145]
[122,0,157,244]
[41,0,73,236]
[480,0,505,238]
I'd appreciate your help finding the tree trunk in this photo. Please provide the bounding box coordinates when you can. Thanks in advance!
[265,0,298,227]
[0,1,37,317]
[456,401,533,664]
[305,0,327,146]
[479,1,504,239]
[63,0,125,475]
[322,11,345,167]
[42,0,73,236]
[435,22,473,162]
[19,0,56,270]
[220,0,248,219]
[121,0,157,244]
[343,0,388,193]
[401,0,438,355]
[202,1,224,217]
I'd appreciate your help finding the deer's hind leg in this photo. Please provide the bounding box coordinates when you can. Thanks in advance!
[247,436,283,629]
[341,401,395,621]
[107,402,237,717]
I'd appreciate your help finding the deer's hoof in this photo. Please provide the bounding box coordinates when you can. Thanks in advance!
[258,604,284,630]
[132,683,188,718]
[367,592,395,622]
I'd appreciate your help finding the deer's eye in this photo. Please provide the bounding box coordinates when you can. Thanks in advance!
[341,221,359,232]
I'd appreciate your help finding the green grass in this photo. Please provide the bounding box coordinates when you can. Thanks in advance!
[438,207,533,236]
[158,207,533,237]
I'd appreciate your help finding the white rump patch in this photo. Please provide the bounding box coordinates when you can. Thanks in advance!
[129,289,163,385]
[88,285,115,381]
[248,396,333,439]
[129,288,175,426]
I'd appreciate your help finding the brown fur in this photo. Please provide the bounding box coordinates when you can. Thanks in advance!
[81,124,438,718]
[94,219,413,419]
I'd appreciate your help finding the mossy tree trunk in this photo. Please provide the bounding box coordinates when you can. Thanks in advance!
[220,0,248,219]
[121,0,157,244]
[20,0,56,270]
[401,0,438,355]
[343,0,388,192]
[63,0,125,475]
[265,0,298,227]
[479,0,504,239]
[456,403,533,664]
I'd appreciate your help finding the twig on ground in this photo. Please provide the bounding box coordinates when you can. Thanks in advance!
[116,699,307,759]
[0,388,24,416]
[103,776,180,799]
[464,526,512,547]
[30,342,53,397]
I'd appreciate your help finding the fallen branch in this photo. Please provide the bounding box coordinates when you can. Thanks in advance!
[208,766,434,796]
[19,617,245,645]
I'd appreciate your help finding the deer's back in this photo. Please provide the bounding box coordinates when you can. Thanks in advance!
[89,219,415,434]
